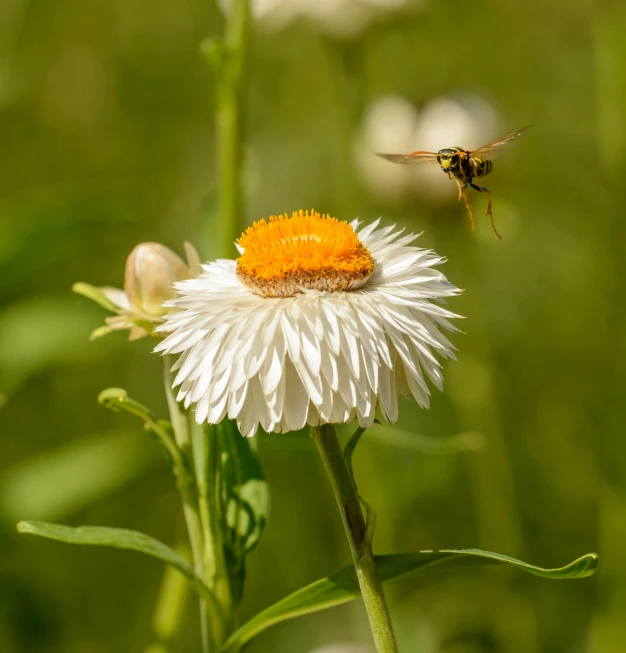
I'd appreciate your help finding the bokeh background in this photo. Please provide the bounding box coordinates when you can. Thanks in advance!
[1,0,624,651]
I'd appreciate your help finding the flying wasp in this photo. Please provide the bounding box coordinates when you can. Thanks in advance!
[377,126,530,239]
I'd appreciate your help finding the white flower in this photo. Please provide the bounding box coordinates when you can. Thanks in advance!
[74,242,200,341]
[155,210,461,437]
[219,0,421,38]
[124,242,195,318]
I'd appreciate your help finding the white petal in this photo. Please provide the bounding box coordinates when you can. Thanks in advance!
[281,312,300,362]
[282,362,309,432]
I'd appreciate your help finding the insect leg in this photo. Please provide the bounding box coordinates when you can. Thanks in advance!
[454,178,475,232]
[449,172,466,202]
[469,183,501,239]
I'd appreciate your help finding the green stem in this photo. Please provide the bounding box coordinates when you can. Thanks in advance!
[163,356,215,653]
[162,357,205,574]
[214,0,250,257]
[310,425,399,653]
[193,418,232,640]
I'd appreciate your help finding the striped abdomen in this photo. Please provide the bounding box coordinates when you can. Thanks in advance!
[468,155,492,179]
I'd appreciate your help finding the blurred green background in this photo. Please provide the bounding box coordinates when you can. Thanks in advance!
[1,0,624,651]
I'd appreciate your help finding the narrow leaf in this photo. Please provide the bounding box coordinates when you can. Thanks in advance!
[90,324,116,340]
[220,421,269,558]
[16,520,217,607]
[222,548,598,651]
[343,426,365,480]
[72,282,120,312]
[220,419,269,604]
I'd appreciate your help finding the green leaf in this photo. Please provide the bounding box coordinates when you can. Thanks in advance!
[72,282,120,312]
[222,548,598,652]
[16,521,218,607]
[89,324,116,340]
[219,420,269,604]
[220,421,269,557]
[343,426,365,480]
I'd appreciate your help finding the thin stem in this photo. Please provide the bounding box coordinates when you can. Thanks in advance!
[163,358,192,452]
[193,418,232,640]
[215,0,250,257]
[310,424,398,653]
[163,356,214,653]
[98,387,185,482]
[162,357,205,574]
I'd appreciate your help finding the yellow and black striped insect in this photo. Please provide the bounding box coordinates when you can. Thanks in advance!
[377,126,530,239]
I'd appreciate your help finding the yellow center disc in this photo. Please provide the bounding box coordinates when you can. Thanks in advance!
[236,210,375,298]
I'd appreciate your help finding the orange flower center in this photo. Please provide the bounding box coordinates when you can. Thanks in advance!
[236,210,375,298]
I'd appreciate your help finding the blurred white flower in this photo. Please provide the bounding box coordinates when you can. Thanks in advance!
[356,94,500,200]
[156,210,460,437]
[219,0,421,37]
[307,645,373,653]
[355,95,420,200]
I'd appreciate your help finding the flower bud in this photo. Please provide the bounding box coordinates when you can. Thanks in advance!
[124,242,190,317]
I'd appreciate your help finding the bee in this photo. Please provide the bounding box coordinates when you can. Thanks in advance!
[377,126,530,239]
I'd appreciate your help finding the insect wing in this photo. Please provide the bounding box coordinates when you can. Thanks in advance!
[470,125,531,159]
[376,151,439,166]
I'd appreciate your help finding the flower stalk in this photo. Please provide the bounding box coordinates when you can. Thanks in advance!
[202,0,251,258]
[192,418,232,637]
[163,356,228,653]
[310,424,399,653]
[162,359,204,572]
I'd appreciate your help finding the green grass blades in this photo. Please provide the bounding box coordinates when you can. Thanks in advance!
[221,548,598,652]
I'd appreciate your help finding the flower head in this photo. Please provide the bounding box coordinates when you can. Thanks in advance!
[124,242,193,317]
[74,242,200,341]
[156,210,461,437]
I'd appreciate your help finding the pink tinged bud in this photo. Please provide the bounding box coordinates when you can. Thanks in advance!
[124,243,190,317]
